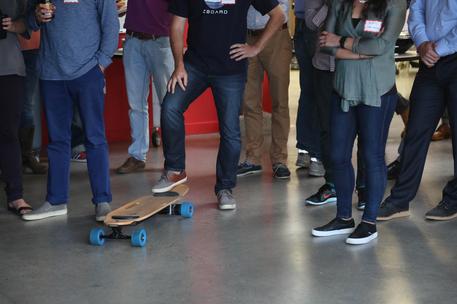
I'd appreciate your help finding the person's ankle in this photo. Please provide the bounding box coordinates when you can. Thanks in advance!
[340,217,353,222]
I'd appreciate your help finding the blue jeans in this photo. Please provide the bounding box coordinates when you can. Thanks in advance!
[161,63,246,194]
[40,66,112,205]
[123,35,174,161]
[294,18,321,158]
[331,89,397,222]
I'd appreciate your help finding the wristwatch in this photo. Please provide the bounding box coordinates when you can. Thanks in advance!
[340,36,347,49]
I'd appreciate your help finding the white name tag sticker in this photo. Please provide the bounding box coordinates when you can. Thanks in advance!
[364,20,383,33]
[221,0,235,4]
[64,0,79,3]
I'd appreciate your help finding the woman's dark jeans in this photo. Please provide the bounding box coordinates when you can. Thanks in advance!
[330,89,397,223]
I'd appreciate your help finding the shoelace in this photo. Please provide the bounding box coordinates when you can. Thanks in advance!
[437,200,451,210]
[158,173,169,183]
[218,190,232,199]
[241,161,253,168]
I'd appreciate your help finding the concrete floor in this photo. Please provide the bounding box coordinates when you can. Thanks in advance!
[1,66,457,304]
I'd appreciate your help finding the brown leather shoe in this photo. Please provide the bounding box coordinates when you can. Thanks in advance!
[116,157,146,174]
[432,123,451,141]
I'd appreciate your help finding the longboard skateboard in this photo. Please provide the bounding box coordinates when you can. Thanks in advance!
[89,184,193,247]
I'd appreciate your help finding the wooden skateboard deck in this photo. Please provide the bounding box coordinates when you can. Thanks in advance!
[89,184,193,247]
[104,184,189,227]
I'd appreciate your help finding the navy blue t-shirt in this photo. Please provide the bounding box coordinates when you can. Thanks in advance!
[169,0,279,75]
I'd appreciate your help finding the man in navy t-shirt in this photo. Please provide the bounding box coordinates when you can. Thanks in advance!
[151,0,284,210]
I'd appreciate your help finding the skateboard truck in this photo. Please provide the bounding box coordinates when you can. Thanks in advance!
[90,226,147,247]
[103,227,131,240]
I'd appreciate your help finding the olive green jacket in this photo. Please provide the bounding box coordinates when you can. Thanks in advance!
[324,0,406,111]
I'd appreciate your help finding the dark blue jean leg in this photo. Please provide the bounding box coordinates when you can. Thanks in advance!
[69,67,112,204]
[41,80,73,205]
[294,20,321,158]
[355,141,366,190]
[161,64,209,171]
[357,91,397,223]
[210,73,246,194]
[330,94,357,219]
[356,91,397,191]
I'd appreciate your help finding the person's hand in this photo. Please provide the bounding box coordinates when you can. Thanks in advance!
[167,63,187,94]
[319,31,341,47]
[417,41,440,68]
[2,17,26,34]
[2,17,15,32]
[229,43,260,61]
[35,3,55,24]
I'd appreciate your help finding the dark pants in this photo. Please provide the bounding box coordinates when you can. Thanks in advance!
[0,75,24,202]
[161,64,246,194]
[386,54,457,208]
[294,18,321,158]
[331,89,397,222]
[313,68,334,182]
[20,50,40,129]
[40,66,112,205]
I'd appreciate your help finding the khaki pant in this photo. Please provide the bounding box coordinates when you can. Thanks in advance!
[243,28,292,165]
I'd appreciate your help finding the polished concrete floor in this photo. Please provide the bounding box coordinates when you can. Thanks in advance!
[1,66,457,304]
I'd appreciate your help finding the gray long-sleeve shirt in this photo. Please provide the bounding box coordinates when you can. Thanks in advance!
[27,0,119,81]
[298,0,334,71]
[0,0,27,77]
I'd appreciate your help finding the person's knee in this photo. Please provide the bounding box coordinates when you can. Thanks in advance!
[362,147,384,171]
[330,149,350,169]
[161,96,184,119]
[221,126,241,148]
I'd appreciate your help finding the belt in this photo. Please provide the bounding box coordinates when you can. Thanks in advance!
[126,30,163,40]
[247,23,288,36]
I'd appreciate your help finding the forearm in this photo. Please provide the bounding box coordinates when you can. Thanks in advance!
[11,19,26,34]
[96,1,119,68]
[352,2,407,56]
[252,6,285,53]
[408,0,429,47]
[170,17,186,68]
[335,48,370,60]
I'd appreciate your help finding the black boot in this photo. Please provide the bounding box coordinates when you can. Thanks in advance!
[19,127,47,174]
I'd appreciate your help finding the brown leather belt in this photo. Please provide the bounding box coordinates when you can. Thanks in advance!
[126,30,163,40]
[247,23,288,36]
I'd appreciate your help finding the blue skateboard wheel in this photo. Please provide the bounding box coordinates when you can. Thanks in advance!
[89,228,105,246]
[180,202,194,218]
[131,228,147,247]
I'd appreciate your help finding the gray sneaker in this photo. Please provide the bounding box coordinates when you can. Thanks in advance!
[309,159,325,177]
[22,202,67,221]
[217,189,236,210]
[95,202,111,222]
[296,152,310,168]
[152,170,188,193]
